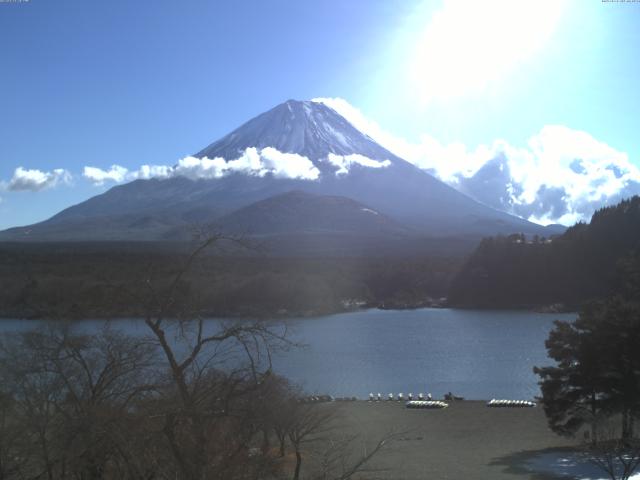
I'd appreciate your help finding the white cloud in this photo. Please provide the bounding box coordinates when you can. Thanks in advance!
[5,167,71,192]
[174,147,320,181]
[82,147,321,186]
[325,153,391,176]
[316,97,640,226]
[83,164,174,184]
[134,164,174,180]
[173,155,234,179]
[314,97,489,182]
[83,165,129,185]
[500,125,639,202]
[260,147,321,180]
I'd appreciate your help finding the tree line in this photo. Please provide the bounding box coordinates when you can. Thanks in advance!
[534,215,640,480]
[449,196,640,309]
[0,241,461,319]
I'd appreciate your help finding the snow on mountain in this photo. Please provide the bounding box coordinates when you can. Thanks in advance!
[195,99,400,173]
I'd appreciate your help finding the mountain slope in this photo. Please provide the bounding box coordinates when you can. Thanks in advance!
[213,190,408,235]
[0,99,552,245]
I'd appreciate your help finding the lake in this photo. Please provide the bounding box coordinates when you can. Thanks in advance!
[0,308,575,400]
[272,308,575,400]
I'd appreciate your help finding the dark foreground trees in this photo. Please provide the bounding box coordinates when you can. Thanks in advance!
[0,325,159,479]
[0,323,391,480]
[535,297,640,480]
[534,297,640,442]
[0,235,392,480]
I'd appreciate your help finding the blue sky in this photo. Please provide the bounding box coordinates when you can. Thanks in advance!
[1,0,640,229]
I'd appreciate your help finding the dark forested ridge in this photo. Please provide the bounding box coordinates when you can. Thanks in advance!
[449,196,640,309]
[0,241,461,319]
[5,196,639,318]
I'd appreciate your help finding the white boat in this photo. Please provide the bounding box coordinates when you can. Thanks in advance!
[406,400,448,409]
[487,399,536,408]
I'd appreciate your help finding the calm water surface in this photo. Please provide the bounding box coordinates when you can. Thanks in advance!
[272,308,575,400]
[0,308,575,400]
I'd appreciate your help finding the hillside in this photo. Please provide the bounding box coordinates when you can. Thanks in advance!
[213,190,409,235]
[448,196,640,309]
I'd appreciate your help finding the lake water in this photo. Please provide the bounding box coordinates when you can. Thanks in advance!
[0,308,575,400]
[272,308,575,400]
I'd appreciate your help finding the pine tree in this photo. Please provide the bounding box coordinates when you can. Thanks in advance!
[535,298,640,441]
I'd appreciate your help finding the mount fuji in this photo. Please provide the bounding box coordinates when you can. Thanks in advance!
[0,99,558,251]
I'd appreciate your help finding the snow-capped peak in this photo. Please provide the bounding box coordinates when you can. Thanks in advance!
[194,99,404,174]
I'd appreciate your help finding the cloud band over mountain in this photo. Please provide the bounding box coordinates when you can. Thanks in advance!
[5,99,637,227]
[314,98,640,225]
[83,147,321,184]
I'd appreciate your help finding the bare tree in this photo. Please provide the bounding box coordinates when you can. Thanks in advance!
[583,425,640,480]
[0,323,158,480]
[264,377,298,458]
[0,390,28,479]
[281,399,399,480]
[313,432,397,480]
[131,233,294,479]
[286,402,337,480]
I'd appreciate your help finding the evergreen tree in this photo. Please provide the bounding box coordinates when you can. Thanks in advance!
[535,297,640,441]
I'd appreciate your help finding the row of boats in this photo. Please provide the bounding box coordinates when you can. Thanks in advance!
[298,395,537,408]
[407,399,536,409]
[369,393,433,401]
[487,399,536,408]
[406,400,449,409]
[299,395,357,403]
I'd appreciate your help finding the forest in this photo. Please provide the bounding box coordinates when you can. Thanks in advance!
[3,196,640,319]
[0,240,461,319]
[449,196,640,309]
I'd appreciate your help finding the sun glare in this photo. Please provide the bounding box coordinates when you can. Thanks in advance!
[409,0,567,103]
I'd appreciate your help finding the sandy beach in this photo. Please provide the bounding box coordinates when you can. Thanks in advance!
[312,400,584,480]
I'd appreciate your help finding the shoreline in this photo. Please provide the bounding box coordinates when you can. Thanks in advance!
[0,304,577,322]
